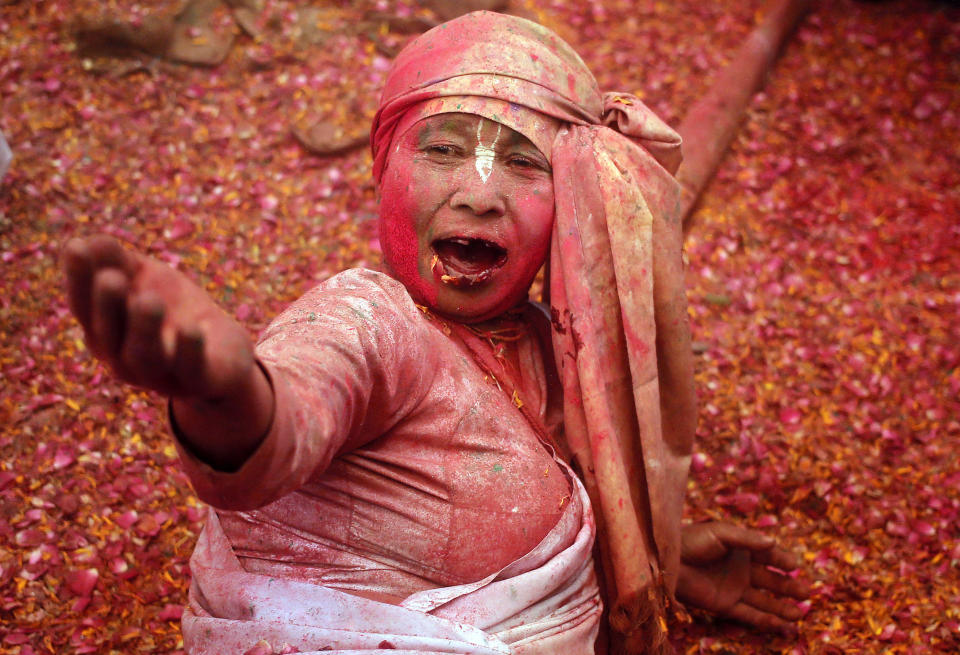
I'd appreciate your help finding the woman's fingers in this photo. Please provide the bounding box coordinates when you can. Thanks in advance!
[64,235,140,347]
[91,268,130,362]
[742,587,804,622]
[682,521,777,564]
[64,234,253,401]
[63,238,95,331]
[707,521,777,552]
[751,562,811,599]
[752,543,804,572]
[173,327,209,397]
[83,234,139,275]
[727,598,798,636]
[123,291,174,391]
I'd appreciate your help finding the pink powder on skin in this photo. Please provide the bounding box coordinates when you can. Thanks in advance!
[378,114,555,320]
[378,161,439,307]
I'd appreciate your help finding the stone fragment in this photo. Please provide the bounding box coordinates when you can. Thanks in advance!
[292,121,368,157]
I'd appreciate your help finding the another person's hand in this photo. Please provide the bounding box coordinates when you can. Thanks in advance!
[676,521,810,635]
[63,235,272,468]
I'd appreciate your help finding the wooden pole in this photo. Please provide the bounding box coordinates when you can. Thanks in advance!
[677,0,813,229]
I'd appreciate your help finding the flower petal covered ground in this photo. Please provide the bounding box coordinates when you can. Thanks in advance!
[1,0,958,653]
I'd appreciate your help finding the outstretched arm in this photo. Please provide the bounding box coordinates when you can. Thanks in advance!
[676,521,810,635]
[63,234,273,470]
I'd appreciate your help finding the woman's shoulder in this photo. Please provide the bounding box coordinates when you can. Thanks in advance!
[315,267,410,299]
[260,268,428,342]
[294,268,418,315]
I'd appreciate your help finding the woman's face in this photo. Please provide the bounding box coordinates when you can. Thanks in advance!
[378,113,555,322]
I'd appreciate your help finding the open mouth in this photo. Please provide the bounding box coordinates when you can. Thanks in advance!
[431,237,508,287]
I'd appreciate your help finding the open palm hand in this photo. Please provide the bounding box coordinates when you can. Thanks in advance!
[676,521,810,635]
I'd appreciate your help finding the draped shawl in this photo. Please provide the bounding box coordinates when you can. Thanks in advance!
[370,11,696,654]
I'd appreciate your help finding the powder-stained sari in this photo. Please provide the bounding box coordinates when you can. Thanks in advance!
[183,10,695,655]
[186,460,601,654]
[371,11,695,654]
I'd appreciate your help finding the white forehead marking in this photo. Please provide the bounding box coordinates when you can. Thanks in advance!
[474,121,501,184]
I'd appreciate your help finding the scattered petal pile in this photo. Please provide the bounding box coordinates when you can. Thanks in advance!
[1,0,958,653]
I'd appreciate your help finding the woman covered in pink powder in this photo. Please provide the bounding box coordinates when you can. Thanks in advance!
[63,11,807,655]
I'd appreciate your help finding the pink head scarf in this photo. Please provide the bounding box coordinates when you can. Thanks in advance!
[372,12,696,654]
[371,11,682,180]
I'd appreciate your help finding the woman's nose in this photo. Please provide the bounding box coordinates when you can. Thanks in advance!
[448,160,507,218]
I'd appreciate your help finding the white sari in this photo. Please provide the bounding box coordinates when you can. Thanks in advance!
[182,462,602,655]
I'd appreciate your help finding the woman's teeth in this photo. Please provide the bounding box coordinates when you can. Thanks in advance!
[431,237,507,287]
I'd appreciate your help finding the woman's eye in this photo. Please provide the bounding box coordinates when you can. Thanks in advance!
[508,154,548,172]
[426,144,458,156]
